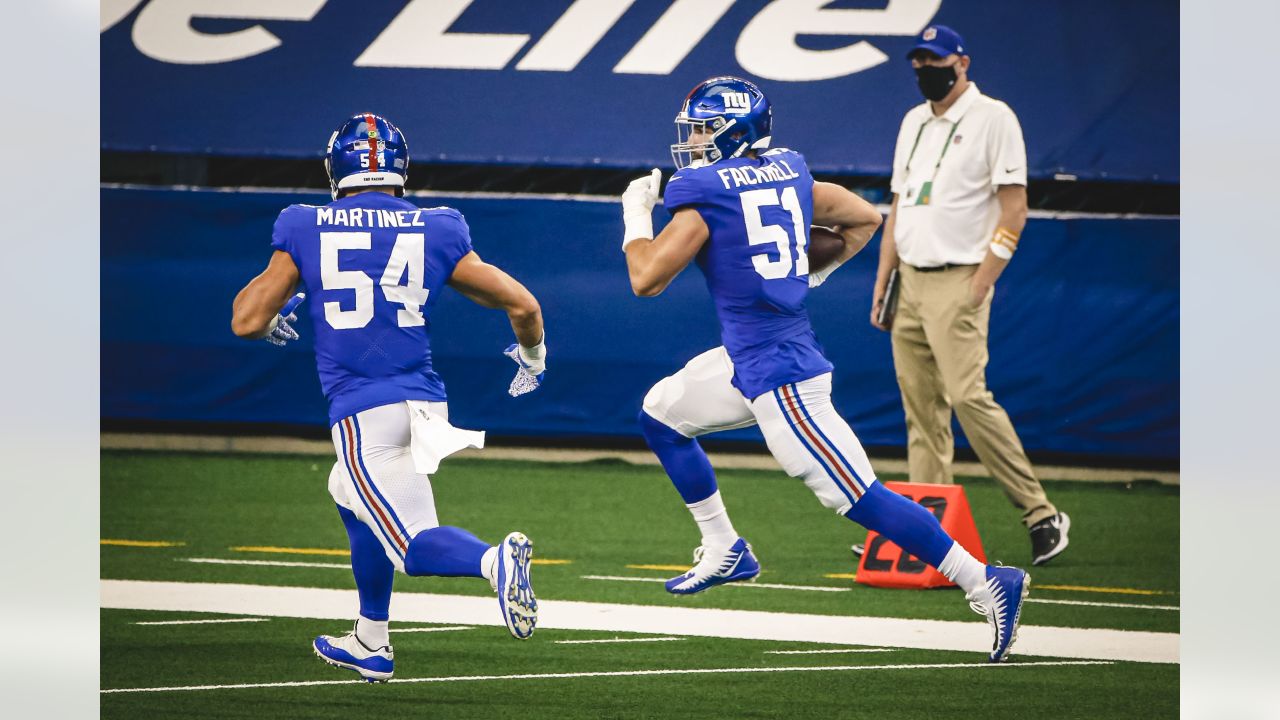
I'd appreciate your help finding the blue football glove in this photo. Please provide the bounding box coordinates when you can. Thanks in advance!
[504,336,546,397]
[265,293,306,347]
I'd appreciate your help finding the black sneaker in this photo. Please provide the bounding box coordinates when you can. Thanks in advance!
[1029,512,1071,565]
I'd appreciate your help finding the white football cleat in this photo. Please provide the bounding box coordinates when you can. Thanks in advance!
[966,565,1031,662]
[496,531,538,639]
[312,622,394,682]
[665,537,761,595]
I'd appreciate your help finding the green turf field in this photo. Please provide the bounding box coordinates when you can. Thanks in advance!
[101,450,1179,718]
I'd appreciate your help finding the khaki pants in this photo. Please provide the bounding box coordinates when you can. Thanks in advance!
[890,264,1056,527]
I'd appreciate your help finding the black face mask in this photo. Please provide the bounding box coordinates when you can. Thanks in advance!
[914,64,957,102]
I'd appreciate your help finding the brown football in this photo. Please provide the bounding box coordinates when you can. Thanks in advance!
[807,226,845,273]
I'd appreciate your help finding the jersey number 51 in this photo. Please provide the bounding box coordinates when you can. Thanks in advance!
[741,186,809,280]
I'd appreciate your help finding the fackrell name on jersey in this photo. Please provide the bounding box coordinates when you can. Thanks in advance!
[714,159,800,190]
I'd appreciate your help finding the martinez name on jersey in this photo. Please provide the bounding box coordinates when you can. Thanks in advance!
[312,205,433,228]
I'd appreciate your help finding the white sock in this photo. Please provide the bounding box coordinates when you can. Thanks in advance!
[937,542,987,594]
[480,545,499,588]
[356,616,390,649]
[687,491,739,549]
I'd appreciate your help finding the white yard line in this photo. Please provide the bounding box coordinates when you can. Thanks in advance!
[181,560,1179,611]
[765,648,897,655]
[390,626,474,634]
[554,637,684,645]
[589,574,1177,610]
[101,659,1114,694]
[582,574,851,593]
[134,617,268,626]
[100,580,1179,664]
[1028,598,1179,612]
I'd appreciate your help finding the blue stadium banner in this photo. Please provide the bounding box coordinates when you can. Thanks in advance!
[101,0,1177,182]
[101,187,1178,460]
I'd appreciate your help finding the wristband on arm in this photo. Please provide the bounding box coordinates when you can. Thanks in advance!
[517,335,546,372]
[808,258,845,288]
[621,169,661,251]
[622,213,654,251]
[990,226,1019,260]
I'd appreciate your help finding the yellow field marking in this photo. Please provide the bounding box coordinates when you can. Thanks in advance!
[626,564,690,572]
[232,546,350,557]
[824,573,857,581]
[231,545,571,565]
[1037,584,1176,596]
[101,539,186,548]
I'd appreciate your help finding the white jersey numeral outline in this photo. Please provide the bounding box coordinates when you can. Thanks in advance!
[741,186,808,280]
[319,231,430,330]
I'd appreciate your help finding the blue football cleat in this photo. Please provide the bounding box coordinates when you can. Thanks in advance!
[497,531,538,639]
[967,565,1031,662]
[312,622,394,682]
[665,537,761,595]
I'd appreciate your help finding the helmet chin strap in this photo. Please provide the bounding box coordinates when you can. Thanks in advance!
[701,117,737,162]
[324,158,339,200]
[325,130,341,199]
[730,133,772,159]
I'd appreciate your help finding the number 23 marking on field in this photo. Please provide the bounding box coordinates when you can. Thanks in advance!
[319,231,429,330]
[741,186,808,280]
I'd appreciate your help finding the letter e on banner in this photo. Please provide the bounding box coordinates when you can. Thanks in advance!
[735,0,941,82]
[131,0,327,65]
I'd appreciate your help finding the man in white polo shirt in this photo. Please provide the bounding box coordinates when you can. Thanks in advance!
[869,25,1070,565]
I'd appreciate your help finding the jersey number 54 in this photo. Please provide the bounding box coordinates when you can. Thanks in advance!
[319,231,429,330]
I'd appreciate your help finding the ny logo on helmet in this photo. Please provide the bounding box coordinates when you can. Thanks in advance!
[722,92,752,113]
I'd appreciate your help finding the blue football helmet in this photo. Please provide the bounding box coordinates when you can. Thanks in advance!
[324,113,409,199]
[671,76,772,169]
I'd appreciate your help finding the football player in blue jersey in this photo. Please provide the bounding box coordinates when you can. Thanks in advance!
[621,78,1030,662]
[231,113,545,682]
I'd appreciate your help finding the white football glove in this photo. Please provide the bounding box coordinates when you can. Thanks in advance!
[621,168,662,251]
[504,335,546,397]
[265,293,305,346]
